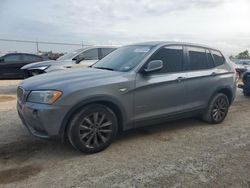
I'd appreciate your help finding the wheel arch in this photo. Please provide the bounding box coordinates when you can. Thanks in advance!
[59,96,126,142]
[213,87,234,105]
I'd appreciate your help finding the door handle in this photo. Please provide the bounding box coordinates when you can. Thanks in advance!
[176,77,186,82]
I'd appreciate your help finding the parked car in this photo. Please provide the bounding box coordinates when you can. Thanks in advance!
[0,53,47,79]
[17,41,237,153]
[231,61,246,81]
[21,46,117,78]
[238,68,250,96]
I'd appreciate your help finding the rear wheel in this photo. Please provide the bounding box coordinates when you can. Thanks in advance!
[67,104,118,153]
[203,93,229,124]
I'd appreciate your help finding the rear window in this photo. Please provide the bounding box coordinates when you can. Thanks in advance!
[187,47,208,70]
[206,50,215,68]
[23,54,42,62]
[212,50,225,66]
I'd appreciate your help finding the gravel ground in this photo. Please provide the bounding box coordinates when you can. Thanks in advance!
[0,81,250,188]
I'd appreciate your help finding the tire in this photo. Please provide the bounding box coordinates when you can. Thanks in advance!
[67,104,118,153]
[202,93,229,124]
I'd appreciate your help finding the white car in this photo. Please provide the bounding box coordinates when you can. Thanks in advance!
[21,46,117,78]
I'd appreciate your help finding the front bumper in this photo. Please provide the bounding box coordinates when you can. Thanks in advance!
[17,100,69,140]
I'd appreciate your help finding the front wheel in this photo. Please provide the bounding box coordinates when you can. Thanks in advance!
[202,93,229,124]
[67,104,118,153]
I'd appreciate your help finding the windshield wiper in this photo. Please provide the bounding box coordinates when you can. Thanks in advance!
[94,67,114,71]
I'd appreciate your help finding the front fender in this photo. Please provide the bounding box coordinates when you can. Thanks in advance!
[59,95,127,141]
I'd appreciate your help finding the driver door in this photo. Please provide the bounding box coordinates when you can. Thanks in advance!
[133,45,190,124]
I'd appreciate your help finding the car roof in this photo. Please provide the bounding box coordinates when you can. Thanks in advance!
[3,52,41,56]
[81,45,118,50]
[132,41,219,51]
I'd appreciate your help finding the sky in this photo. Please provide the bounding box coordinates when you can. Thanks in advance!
[0,0,250,56]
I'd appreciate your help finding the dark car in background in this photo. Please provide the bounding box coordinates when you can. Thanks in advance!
[0,53,48,79]
[238,68,250,96]
[21,47,117,78]
[233,59,250,80]
[231,61,246,81]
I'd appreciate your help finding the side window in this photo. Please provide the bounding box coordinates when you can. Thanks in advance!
[78,49,98,60]
[23,55,42,62]
[206,50,215,68]
[212,50,225,66]
[149,46,184,73]
[187,47,208,70]
[4,54,22,62]
[101,48,116,58]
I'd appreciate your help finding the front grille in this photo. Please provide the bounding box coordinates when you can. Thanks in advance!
[17,87,24,102]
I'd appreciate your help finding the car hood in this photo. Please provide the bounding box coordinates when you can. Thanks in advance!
[21,60,72,69]
[19,68,124,91]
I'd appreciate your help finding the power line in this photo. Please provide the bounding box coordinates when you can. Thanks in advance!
[0,38,83,46]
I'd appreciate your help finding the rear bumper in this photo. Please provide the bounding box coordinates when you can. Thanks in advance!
[17,101,69,141]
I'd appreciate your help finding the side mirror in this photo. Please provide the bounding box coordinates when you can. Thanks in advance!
[144,60,163,73]
[73,56,82,64]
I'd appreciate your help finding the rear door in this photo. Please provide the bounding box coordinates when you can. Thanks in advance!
[0,54,23,78]
[184,46,217,109]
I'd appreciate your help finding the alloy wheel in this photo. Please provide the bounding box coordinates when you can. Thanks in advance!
[79,112,113,149]
[212,97,228,122]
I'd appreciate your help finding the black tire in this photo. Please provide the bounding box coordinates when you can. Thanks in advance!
[202,93,229,124]
[67,104,118,153]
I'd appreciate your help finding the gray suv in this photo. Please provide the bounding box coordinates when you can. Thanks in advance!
[17,42,237,153]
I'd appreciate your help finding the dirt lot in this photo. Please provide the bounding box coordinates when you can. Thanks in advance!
[0,81,250,188]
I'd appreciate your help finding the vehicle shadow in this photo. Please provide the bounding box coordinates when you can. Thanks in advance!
[0,117,208,162]
[116,117,207,143]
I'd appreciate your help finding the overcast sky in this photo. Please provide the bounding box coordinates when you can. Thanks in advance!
[0,0,250,55]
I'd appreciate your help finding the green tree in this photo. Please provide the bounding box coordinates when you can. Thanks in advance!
[236,50,250,59]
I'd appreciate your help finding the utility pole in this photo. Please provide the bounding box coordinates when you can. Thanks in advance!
[36,39,39,54]
[82,41,84,48]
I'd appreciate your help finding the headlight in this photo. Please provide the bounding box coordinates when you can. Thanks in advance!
[27,90,62,104]
[29,66,49,71]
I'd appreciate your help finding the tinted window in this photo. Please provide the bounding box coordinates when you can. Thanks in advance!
[23,55,42,62]
[78,49,98,60]
[101,48,116,58]
[93,45,153,72]
[149,46,184,73]
[188,47,208,70]
[206,50,215,68]
[212,50,225,66]
[4,54,22,62]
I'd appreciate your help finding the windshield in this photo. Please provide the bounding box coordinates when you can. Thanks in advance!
[92,45,153,72]
[57,49,83,61]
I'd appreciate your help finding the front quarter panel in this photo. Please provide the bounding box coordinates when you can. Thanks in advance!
[56,72,136,129]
